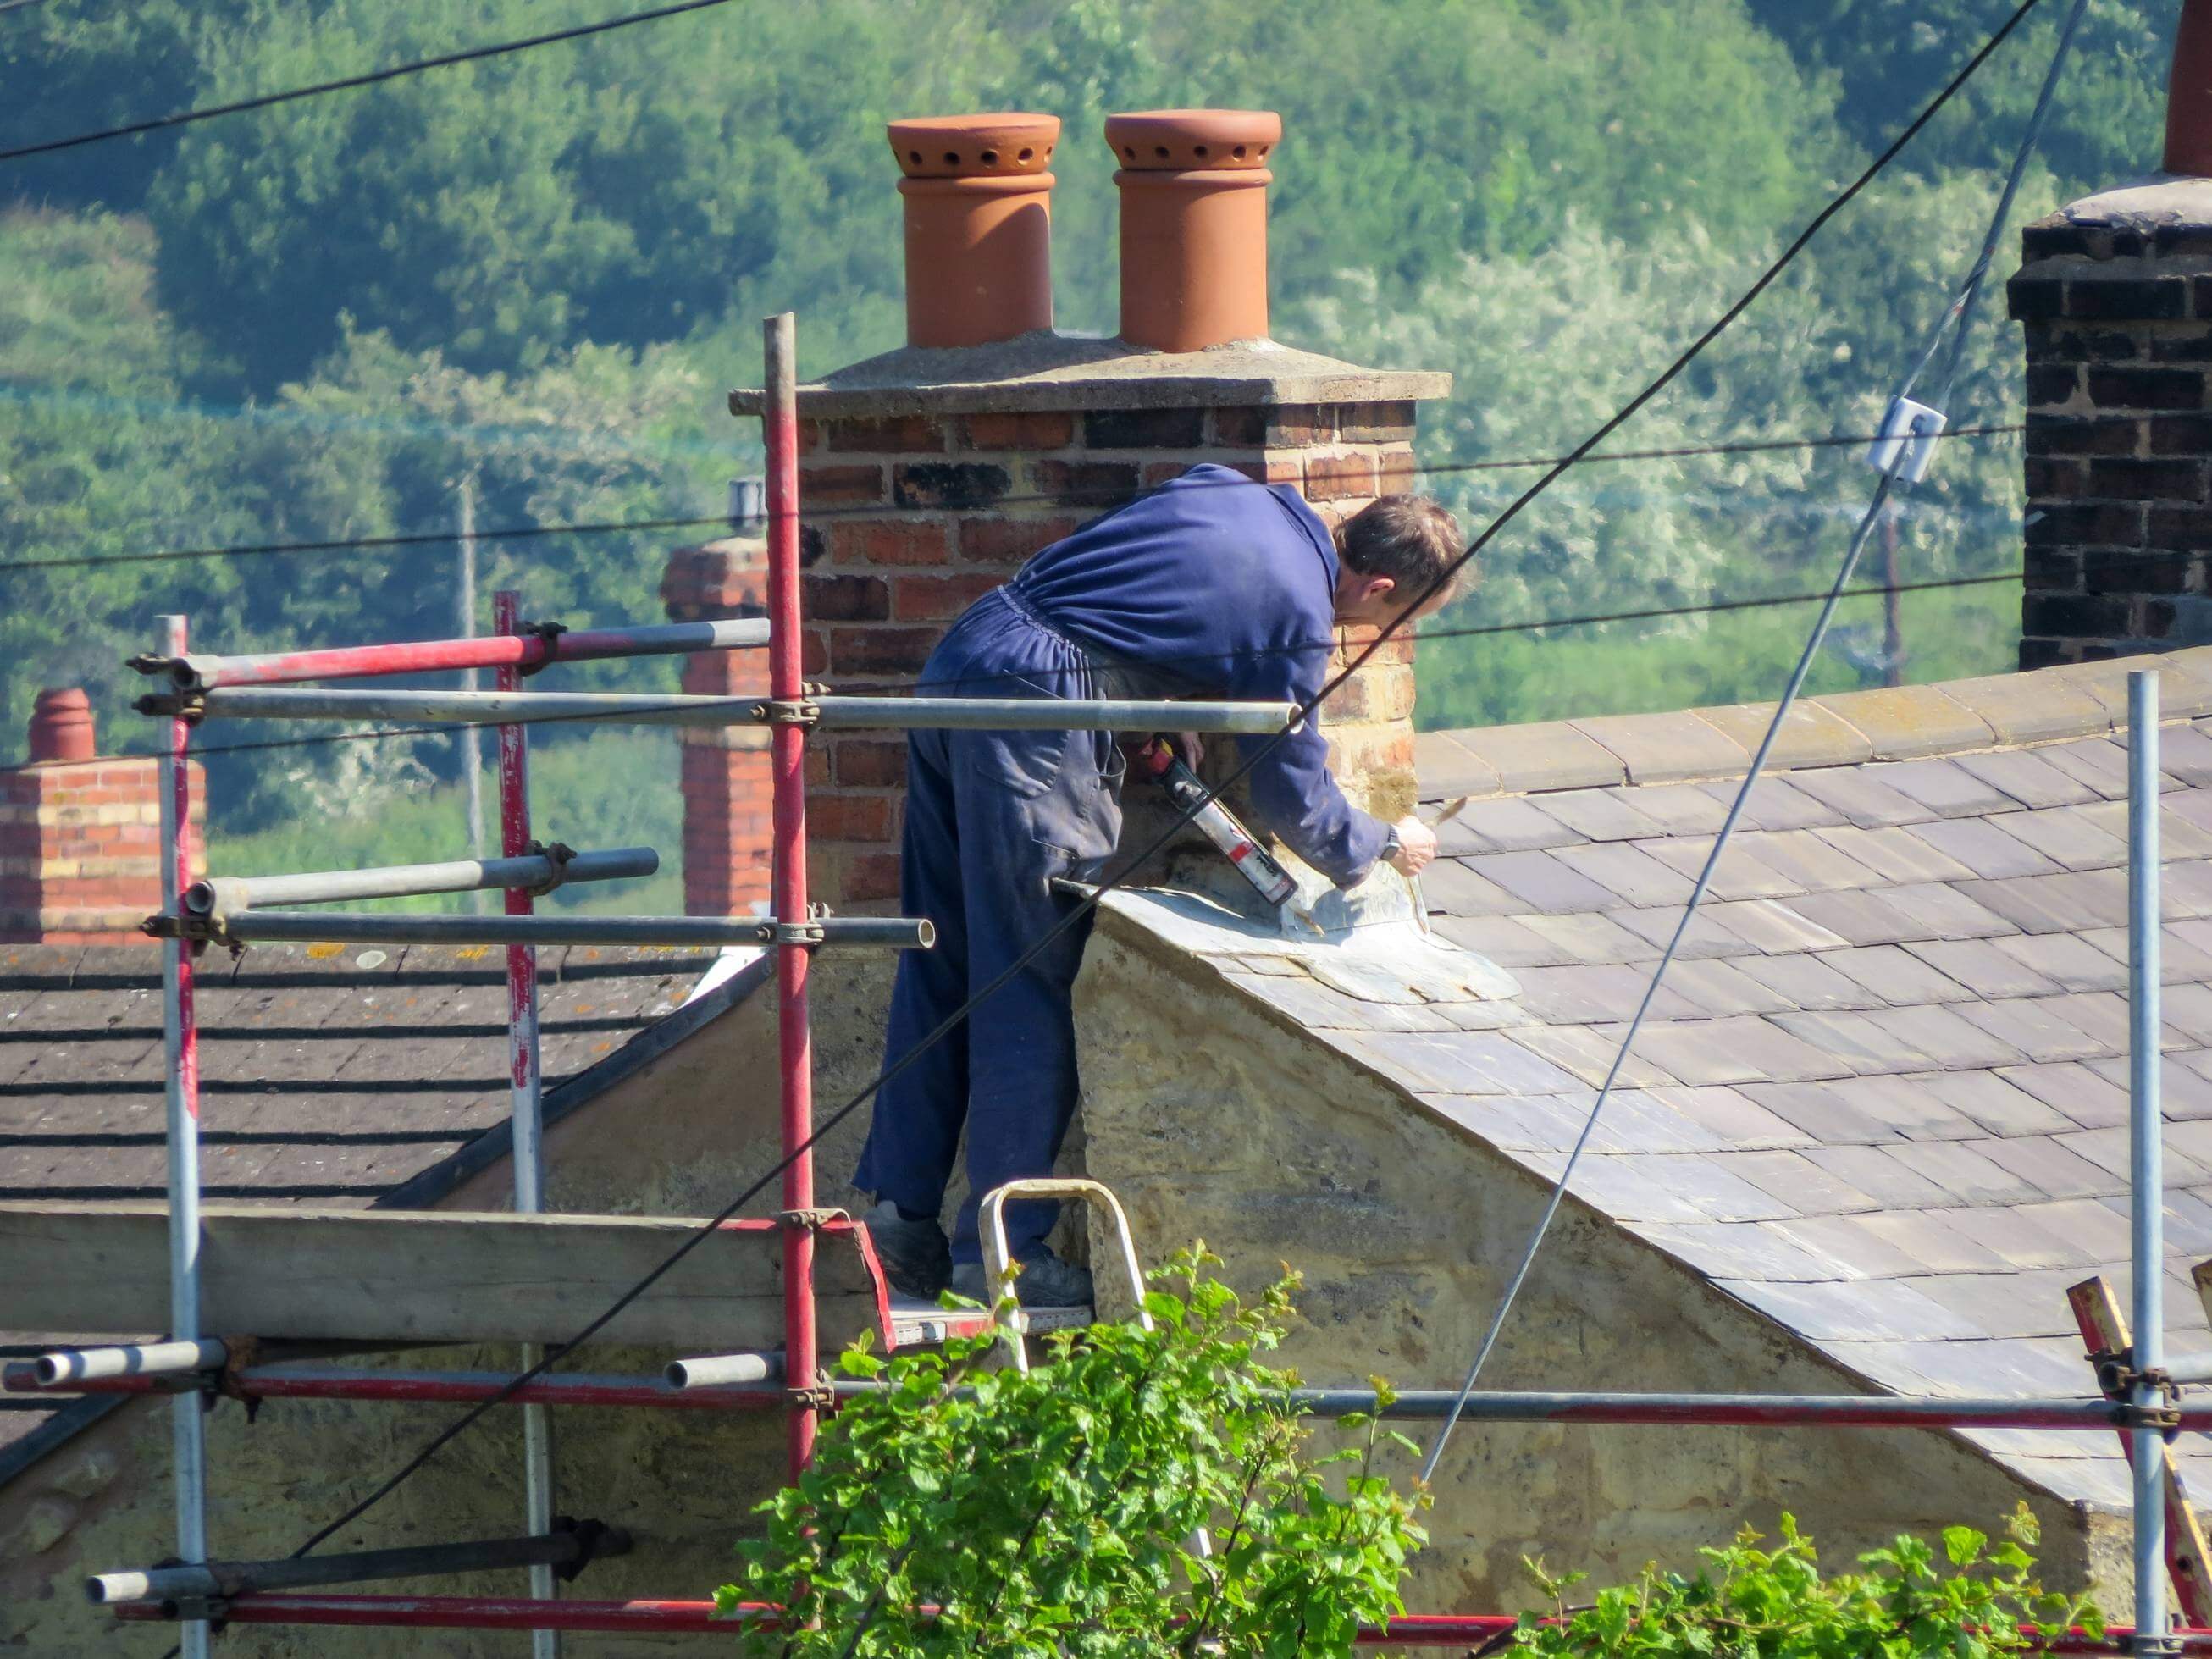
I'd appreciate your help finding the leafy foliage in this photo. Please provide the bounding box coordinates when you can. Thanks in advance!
[1512,1509,2099,1659]
[716,1247,1429,1656]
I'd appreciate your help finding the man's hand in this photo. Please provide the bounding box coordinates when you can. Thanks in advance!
[1385,814,1438,877]
[1175,731,1204,768]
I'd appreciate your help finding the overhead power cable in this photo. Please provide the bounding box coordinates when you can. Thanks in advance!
[0,0,739,165]
[212,0,2041,1578]
[0,411,2176,580]
[25,546,2195,787]
[1417,0,2086,1485]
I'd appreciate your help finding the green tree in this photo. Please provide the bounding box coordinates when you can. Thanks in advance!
[720,1248,1430,1656]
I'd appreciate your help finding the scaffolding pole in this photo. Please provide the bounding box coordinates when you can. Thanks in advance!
[170,911,930,949]
[766,312,816,1479]
[101,1596,2212,1651]
[494,590,562,1659]
[156,612,212,1659]
[2132,670,2173,1659]
[183,846,657,917]
[134,617,771,691]
[154,685,1299,733]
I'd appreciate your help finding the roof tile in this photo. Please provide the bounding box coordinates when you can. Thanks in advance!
[1820,944,1974,1005]
[1567,710,1749,785]
[1700,777,1842,831]
[1906,1067,2078,1136]
[1438,794,1581,853]
[1464,849,1623,914]
[1948,997,2111,1064]
[1954,870,2126,935]
[1941,671,2113,746]
[1809,684,1996,761]
[1642,1083,1817,1149]
[1953,747,2102,810]
[1692,700,1874,770]
[1454,720,1627,794]
[1996,1059,2133,1131]
[1782,767,1933,829]
[1984,805,2130,871]
[1626,1016,1844,1087]
[1548,841,1700,908]
[1732,951,1879,1010]
[1527,788,1673,843]
[1412,731,1503,800]
[1806,823,1976,885]
[1867,757,2020,819]
[1900,938,2061,999]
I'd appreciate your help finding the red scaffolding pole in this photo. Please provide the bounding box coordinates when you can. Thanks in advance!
[764,312,817,1479]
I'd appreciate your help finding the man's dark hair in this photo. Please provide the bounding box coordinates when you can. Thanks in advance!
[1335,495,1467,606]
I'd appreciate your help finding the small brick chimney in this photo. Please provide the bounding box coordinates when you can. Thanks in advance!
[661,532,773,917]
[0,688,199,944]
[730,108,1449,910]
[2008,0,2212,666]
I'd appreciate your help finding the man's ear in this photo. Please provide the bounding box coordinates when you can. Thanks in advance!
[1363,574,1396,606]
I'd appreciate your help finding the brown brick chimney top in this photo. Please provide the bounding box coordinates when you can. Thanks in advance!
[26,687,95,765]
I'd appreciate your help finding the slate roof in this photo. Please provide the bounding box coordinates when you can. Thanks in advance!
[0,941,734,1464]
[1136,645,2212,1513]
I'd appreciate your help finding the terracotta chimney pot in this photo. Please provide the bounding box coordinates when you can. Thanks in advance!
[27,687,95,765]
[2168,0,2212,176]
[887,113,1059,349]
[1106,109,1280,353]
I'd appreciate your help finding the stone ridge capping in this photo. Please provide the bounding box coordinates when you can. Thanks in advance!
[1415,644,2212,802]
[728,334,1450,419]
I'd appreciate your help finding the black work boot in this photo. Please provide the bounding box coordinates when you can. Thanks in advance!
[950,1247,1093,1309]
[861,1199,952,1299]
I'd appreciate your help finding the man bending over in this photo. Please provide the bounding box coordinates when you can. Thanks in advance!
[854,462,1462,1306]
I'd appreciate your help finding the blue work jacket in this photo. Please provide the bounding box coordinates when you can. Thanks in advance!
[1004,462,1389,887]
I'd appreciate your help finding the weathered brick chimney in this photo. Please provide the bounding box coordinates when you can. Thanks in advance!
[0,688,200,944]
[730,108,1449,909]
[2009,0,2212,666]
[661,528,773,916]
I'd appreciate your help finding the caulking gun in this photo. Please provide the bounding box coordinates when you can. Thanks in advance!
[1130,736,1300,909]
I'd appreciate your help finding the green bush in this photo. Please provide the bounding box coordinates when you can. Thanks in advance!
[1512,1509,2099,1659]
[716,1246,1429,1656]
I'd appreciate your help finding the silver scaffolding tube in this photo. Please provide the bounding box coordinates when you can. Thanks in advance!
[153,686,1300,734]
[195,913,932,949]
[2132,670,2172,1659]
[183,846,657,917]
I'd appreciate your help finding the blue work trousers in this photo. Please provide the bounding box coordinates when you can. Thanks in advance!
[854,588,1125,1264]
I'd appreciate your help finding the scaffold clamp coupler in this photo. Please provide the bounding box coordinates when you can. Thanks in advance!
[755,697,820,727]
[169,1595,229,1629]
[787,1380,837,1410]
[770,919,827,947]
[525,840,578,895]
[132,688,206,725]
[517,619,568,676]
[777,1207,849,1232]
[548,1516,630,1582]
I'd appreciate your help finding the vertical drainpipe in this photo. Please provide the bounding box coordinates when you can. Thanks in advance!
[1107,108,1281,352]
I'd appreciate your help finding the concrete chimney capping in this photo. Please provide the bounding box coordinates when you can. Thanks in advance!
[732,124,1452,912]
[0,688,201,944]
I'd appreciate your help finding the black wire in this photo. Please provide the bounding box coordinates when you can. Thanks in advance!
[217,0,2038,1574]
[0,0,741,164]
[0,412,2153,580]
[22,547,2195,785]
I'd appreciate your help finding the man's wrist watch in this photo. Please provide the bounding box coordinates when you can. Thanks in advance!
[1380,825,1404,865]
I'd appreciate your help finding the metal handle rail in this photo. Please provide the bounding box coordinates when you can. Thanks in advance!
[143,685,1301,733]
[132,617,771,691]
[977,1178,1151,1374]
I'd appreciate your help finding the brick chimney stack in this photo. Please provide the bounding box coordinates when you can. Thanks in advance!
[661,532,774,917]
[2007,0,2212,666]
[0,688,199,944]
[730,108,1450,910]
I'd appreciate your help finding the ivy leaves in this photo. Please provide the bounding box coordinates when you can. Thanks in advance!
[715,1245,1429,1656]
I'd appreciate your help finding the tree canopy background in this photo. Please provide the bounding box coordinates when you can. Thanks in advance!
[0,0,2182,877]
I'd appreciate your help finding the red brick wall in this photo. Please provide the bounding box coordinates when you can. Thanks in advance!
[794,401,1423,906]
[0,758,203,943]
[661,537,773,916]
[2009,213,2212,667]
